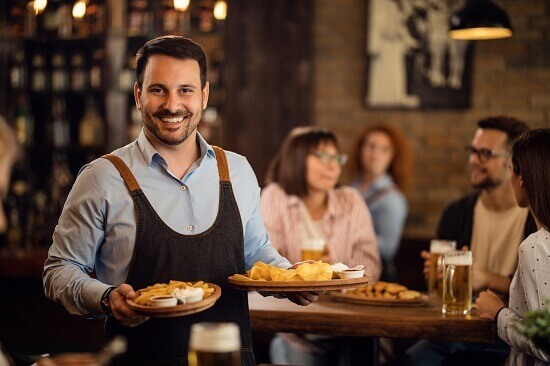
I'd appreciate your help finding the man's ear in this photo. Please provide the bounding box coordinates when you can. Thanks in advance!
[518,174,525,188]
[134,82,142,110]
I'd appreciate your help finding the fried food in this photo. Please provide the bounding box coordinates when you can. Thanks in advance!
[237,261,334,282]
[134,280,215,306]
[346,281,421,300]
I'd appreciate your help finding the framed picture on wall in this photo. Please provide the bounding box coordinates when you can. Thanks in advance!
[365,0,473,109]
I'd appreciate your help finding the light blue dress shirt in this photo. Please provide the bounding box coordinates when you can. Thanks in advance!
[43,130,291,318]
[351,174,407,261]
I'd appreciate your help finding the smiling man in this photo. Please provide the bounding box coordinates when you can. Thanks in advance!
[43,36,317,366]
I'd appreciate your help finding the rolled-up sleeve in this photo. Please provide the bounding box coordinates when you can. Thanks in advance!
[43,164,111,318]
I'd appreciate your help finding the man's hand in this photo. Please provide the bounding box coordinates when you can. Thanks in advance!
[283,291,321,306]
[475,289,505,320]
[110,284,150,327]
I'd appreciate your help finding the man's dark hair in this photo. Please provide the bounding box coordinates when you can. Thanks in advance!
[135,35,207,90]
[511,129,550,231]
[477,116,530,147]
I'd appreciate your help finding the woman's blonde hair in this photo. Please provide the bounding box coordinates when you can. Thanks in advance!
[0,116,17,166]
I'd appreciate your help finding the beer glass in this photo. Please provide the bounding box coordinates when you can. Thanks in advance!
[442,250,472,316]
[188,323,241,366]
[428,240,457,296]
[301,238,325,261]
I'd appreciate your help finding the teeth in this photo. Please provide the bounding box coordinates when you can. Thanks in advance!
[160,117,185,123]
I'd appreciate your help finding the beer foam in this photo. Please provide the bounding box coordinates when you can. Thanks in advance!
[189,323,240,352]
[302,238,325,251]
[430,240,456,254]
[444,252,472,266]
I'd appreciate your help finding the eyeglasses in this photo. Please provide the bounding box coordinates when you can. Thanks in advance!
[465,145,510,163]
[310,151,348,166]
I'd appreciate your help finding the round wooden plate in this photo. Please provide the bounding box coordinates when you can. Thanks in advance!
[227,275,371,292]
[329,291,429,307]
[126,284,222,317]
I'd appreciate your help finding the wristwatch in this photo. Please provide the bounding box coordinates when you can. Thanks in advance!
[100,286,116,316]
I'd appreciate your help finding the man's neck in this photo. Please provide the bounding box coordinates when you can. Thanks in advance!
[145,130,201,180]
[480,181,518,212]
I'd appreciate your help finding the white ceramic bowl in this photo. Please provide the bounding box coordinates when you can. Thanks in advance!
[335,269,365,279]
[174,287,204,304]
[149,295,178,307]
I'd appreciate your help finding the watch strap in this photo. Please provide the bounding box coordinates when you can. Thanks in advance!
[100,286,116,316]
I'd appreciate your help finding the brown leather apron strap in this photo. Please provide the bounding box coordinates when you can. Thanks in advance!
[212,146,230,183]
[102,154,141,192]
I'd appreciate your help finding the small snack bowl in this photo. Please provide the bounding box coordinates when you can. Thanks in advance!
[335,269,365,279]
[149,295,178,308]
[174,287,204,304]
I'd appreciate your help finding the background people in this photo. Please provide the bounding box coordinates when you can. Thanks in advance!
[476,128,550,366]
[261,126,381,365]
[350,123,411,281]
[406,116,536,366]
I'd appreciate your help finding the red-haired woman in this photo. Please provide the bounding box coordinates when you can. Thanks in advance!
[350,123,412,281]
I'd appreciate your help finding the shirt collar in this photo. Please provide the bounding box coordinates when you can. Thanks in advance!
[136,129,215,167]
[285,189,343,219]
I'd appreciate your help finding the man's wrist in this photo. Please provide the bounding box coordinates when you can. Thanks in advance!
[100,286,116,316]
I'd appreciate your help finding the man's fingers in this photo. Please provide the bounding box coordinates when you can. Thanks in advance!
[420,250,430,259]
[116,284,137,299]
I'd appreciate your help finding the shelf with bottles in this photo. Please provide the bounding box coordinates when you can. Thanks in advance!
[6,0,106,41]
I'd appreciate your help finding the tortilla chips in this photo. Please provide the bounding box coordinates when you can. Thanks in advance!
[234,261,333,282]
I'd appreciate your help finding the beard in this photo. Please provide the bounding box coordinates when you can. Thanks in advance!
[142,108,202,146]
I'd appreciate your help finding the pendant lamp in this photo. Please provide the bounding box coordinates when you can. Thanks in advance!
[450,0,513,40]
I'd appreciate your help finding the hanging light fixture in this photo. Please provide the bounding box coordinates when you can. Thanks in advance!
[32,0,48,14]
[450,0,513,40]
[213,0,227,20]
[72,0,87,19]
[173,0,190,12]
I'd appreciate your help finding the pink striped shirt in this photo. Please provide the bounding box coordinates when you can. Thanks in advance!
[260,183,381,281]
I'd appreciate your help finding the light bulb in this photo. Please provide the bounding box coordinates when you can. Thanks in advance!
[72,1,86,19]
[33,0,47,14]
[213,0,227,20]
[173,0,190,12]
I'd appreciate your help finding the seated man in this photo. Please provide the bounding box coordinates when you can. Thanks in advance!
[403,116,536,366]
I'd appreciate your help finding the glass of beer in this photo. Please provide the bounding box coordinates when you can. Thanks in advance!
[188,322,241,366]
[428,240,457,296]
[301,238,325,261]
[442,250,472,316]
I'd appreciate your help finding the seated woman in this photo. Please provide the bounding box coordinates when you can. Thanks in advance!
[475,128,550,366]
[349,123,411,281]
[261,126,381,366]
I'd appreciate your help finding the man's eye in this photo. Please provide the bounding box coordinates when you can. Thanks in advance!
[150,88,164,94]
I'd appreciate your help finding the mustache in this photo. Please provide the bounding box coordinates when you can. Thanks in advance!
[152,110,192,119]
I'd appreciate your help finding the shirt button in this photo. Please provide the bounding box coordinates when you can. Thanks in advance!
[187,225,194,231]
[180,185,187,191]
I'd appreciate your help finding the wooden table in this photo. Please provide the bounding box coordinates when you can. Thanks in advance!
[248,292,496,365]
[248,292,495,342]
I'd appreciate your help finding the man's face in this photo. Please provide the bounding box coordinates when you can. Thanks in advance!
[469,128,510,190]
[134,55,209,146]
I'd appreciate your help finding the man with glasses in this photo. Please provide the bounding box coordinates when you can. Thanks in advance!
[403,116,537,366]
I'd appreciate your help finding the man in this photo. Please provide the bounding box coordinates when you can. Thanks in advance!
[43,36,318,366]
[404,116,536,366]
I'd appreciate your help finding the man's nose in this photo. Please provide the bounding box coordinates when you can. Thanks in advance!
[163,91,182,113]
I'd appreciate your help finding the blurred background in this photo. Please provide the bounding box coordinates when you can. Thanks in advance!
[0,0,548,363]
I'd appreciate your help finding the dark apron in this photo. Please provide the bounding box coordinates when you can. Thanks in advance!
[103,146,255,366]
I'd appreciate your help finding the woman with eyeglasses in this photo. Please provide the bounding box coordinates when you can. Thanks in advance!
[349,123,412,281]
[261,126,381,366]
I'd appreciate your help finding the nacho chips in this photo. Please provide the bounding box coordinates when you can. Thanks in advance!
[237,261,333,282]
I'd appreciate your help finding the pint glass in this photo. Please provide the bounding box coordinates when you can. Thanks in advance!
[301,238,325,261]
[442,250,472,316]
[188,323,241,366]
[428,240,457,296]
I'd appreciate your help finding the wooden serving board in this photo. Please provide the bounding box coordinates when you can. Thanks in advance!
[227,275,371,292]
[329,292,429,307]
[126,284,221,317]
